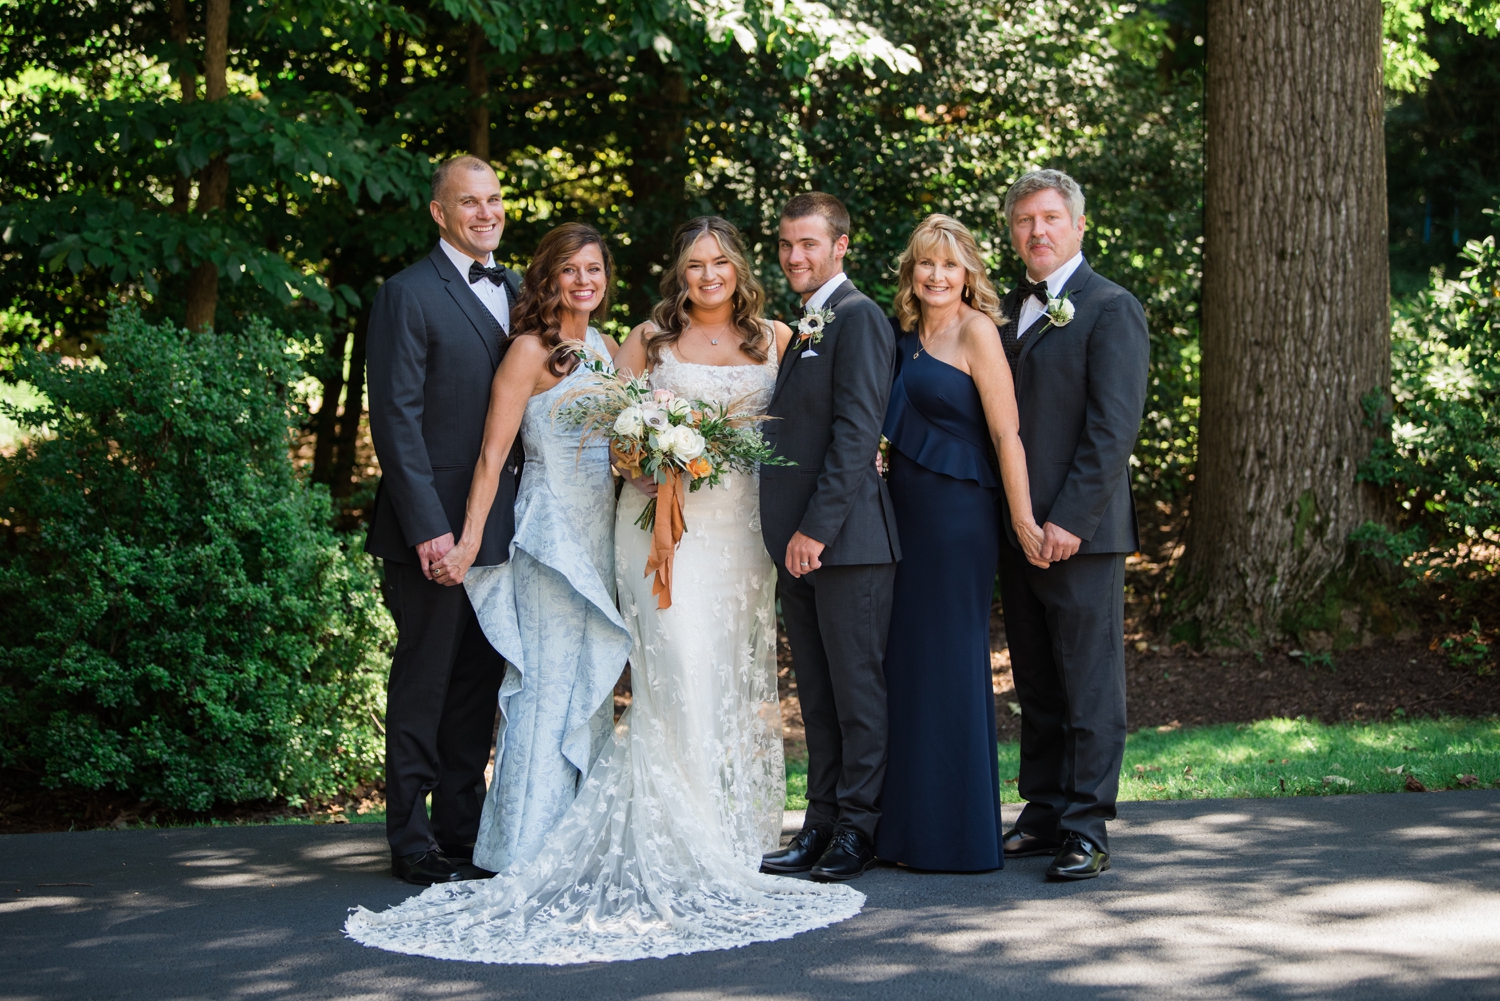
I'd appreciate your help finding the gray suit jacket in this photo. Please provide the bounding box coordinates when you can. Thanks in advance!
[1000,259,1149,555]
[365,244,523,566]
[760,279,901,566]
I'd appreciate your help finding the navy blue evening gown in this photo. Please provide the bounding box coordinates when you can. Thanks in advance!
[875,327,1004,872]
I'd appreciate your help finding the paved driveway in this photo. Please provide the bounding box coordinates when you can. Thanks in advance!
[4,791,1499,1000]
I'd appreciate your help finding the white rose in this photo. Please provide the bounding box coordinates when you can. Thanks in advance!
[1046,297,1075,326]
[641,407,670,432]
[666,425,706,461]
[665,397,692,420]
[614,406,646,438]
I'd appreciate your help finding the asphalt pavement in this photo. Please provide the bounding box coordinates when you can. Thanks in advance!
[4,791,1500,1001]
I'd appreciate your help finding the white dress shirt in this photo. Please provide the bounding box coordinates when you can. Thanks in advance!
[440,238,510,333]
[1015,251,1084,340]
[803,271,848,312]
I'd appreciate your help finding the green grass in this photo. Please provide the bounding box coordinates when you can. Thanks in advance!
[785,716,1500,810]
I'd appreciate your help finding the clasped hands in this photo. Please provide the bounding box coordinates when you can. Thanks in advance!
[1015,520,1079,569]
[420,532,478,586]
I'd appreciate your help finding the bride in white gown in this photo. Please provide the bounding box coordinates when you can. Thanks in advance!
[346,217,864,964]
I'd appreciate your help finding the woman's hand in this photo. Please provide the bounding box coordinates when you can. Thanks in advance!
[627,472,659,499]
[431,540,479,586]
[1015,520,1049,569]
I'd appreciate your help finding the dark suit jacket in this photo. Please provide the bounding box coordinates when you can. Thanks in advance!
[761,279,901,566]
[365,244,523,566]
[999,259,1149,555]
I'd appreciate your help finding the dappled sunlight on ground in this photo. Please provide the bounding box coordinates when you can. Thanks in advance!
[1,792,1498,999]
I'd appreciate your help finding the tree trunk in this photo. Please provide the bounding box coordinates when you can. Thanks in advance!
[331,311,371,501]
[184,0,229,332]
[467,24,491,162]
[619,58,690,320]
[1174,0,1390,648]
[168,0,195,215]
[310,325,349,485]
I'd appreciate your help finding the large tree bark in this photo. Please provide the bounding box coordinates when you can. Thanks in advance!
[184,0,229,332]
[1174,0,1390,647]
[168,0,196,215]
[467,24,491,162]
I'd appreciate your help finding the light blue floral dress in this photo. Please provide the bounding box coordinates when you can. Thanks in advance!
[463,327,631,872]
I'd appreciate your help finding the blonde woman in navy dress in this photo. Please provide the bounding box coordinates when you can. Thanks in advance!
[876,214,1046,871]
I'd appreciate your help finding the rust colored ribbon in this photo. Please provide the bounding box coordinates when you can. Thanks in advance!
[643,468,686,610]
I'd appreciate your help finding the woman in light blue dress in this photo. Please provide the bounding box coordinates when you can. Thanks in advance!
[428,223,631,872]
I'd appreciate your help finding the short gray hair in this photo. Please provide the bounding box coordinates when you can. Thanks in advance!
[431,154,494,203]
[1003,169,1085,224]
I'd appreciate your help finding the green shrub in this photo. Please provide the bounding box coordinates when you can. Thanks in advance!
[1356,205,1500,665]
[0,308,391,811]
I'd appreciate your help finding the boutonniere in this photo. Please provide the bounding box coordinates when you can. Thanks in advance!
[1041,291,1075,330]
[796,306,836,352]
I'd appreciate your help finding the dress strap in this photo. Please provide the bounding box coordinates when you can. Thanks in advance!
[763,320,779,366]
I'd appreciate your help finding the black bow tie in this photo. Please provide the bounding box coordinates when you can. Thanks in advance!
[468,261,507,286]
[1016,276,1051,306]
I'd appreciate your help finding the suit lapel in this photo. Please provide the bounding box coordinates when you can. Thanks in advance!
[429,245,504,367]
[772,278,856,402]
[1015,259,1095,374]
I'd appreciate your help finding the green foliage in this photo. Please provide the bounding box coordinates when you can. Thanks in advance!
[0,308,392,811]
[1356,208,1500,668]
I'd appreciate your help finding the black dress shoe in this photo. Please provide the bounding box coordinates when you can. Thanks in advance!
[761,827,833,874]
[1003,827,1064,858]
[809,829,876,883]
[1045,834,1110,880]
[454,860,496,880]
[391,849,464,886]
[438,842,475,863]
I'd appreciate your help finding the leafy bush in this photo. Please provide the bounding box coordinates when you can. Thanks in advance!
[0,309,391,811]
[1356,206,1500,663]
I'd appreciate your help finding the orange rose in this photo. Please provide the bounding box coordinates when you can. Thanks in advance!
[685,456,713,479]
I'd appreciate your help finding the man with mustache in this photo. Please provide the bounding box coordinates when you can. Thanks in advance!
[995,169,1149,880]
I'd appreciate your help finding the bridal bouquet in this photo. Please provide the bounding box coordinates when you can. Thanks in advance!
[557,353,791,609]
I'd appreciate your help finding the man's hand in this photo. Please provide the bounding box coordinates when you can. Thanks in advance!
[416,532,456,581]
[785,531,826,578]
[1039,522,1081,564]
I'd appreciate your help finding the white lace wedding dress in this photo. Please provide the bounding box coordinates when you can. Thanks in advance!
[345,334,864,965]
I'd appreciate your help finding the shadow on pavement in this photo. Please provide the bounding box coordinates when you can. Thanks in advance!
[3,791,1499,1000]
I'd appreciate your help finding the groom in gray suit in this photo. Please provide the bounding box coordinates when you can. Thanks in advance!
[995,169,1149,880]
[759,193,900,882]
[366,156,523,886]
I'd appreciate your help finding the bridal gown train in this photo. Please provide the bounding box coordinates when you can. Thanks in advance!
[346,333,864,964]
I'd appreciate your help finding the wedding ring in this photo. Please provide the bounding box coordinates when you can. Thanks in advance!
[800,561,810,566]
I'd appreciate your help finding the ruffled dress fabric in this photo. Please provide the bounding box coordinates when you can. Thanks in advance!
[875,331,1006,872]
[465,325,631,872]
[345,331,864,964]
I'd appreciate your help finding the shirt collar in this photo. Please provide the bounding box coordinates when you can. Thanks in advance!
[803,271,848,312]
[439,238,495,277]
[1027,252,1084,298]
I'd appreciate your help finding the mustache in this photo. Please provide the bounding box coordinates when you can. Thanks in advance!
[1026,236,1055,250]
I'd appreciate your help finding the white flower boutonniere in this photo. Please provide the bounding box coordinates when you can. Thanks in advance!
[797,306,835,349]
[1043,291,1075,329]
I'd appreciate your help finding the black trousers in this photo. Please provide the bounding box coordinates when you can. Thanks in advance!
[383,561,506,857]
[777,561,897,842]
[997,544,1127,851]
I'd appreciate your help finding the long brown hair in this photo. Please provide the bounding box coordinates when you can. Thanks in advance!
[501,222,614,376]
[892,214,1005,333]
[645,217,769,366]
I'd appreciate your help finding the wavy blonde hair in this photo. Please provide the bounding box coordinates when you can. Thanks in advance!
[892,214,1005,333]
[646,217,769,365]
